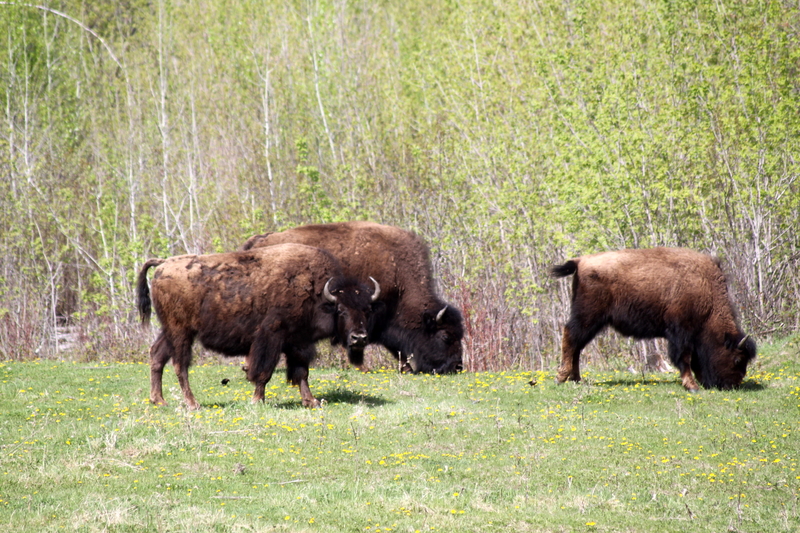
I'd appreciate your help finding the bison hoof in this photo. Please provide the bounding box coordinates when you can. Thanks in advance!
[681,377,700,393]
[304,398,323,409]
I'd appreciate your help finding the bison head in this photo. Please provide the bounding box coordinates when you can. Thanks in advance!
[323,277,384,365]
[696,332,757,389]
[412,304,465,374]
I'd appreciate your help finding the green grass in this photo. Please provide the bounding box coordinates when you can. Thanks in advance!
[1,337,799,532]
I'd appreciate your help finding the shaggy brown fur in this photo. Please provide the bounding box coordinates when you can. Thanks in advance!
[550,247,756,391]
[136,243,381,409]
[243,221,464,374]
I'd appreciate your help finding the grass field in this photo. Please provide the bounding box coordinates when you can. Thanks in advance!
[1,337,798,532]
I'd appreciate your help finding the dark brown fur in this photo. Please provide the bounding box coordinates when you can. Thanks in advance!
[136,243,380,409]
[550,247,756,391]
[243,221,464,374]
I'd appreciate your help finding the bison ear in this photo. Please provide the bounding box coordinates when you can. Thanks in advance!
[424,306,453,331]
[422,310,438,333]
[370,300,387,316]
[321,301,337,314]
[725,332,754,354]
[724,332,738,351]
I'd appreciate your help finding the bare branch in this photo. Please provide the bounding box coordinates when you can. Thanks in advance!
[0,2,123,70]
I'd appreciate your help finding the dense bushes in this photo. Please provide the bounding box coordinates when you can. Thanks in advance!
[1,0,798,367]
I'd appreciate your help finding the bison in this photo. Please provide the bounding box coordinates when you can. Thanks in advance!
[550,247,756,391]
[136,243,382,409]
[242,221,464,374]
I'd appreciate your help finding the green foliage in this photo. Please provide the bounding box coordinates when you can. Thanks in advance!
[295,136,336,223]
[1,0,799,361]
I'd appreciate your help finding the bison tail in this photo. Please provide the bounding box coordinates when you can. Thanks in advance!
[550,259,578,278]
[136,259,165,326]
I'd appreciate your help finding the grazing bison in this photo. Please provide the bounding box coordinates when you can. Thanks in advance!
[136,243,381,409]
[550,247,756,391]
[242,221,464,374]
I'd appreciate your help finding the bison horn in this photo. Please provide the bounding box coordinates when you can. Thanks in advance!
[369,277,381,301]
[436,306,447,324]
[737,334,750,350]
[323,278,337,303]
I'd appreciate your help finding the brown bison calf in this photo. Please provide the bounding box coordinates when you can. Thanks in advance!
[136,243,381,409]
[551,247,756,391]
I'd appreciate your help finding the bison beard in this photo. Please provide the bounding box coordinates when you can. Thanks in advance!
[242,221,464,374]
[136,243,381,409]
[550,247,756,391]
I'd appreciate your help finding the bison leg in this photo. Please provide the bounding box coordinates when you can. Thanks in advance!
[679,359,700,392]
[149,332,171,406]
[398,352,413,373]
[556,326,582,383]
[286,345,321,408]
[150,331,199,409]
[387,348,412,373]
[668,342,700,392]
[376,328,414,372]
[169,334,200,410]
[245,326,281,404]
[556,318,605,383]
[689,349,706,389]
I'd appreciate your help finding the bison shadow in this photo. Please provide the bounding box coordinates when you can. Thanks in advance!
[594,377,766,391]
[196,401,240,409]
[592,378,676,387]
[735,380,766,391]
[272,388,393,409]
[194,389,392,410]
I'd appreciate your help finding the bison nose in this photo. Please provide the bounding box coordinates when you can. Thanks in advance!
[349,332,368,347]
